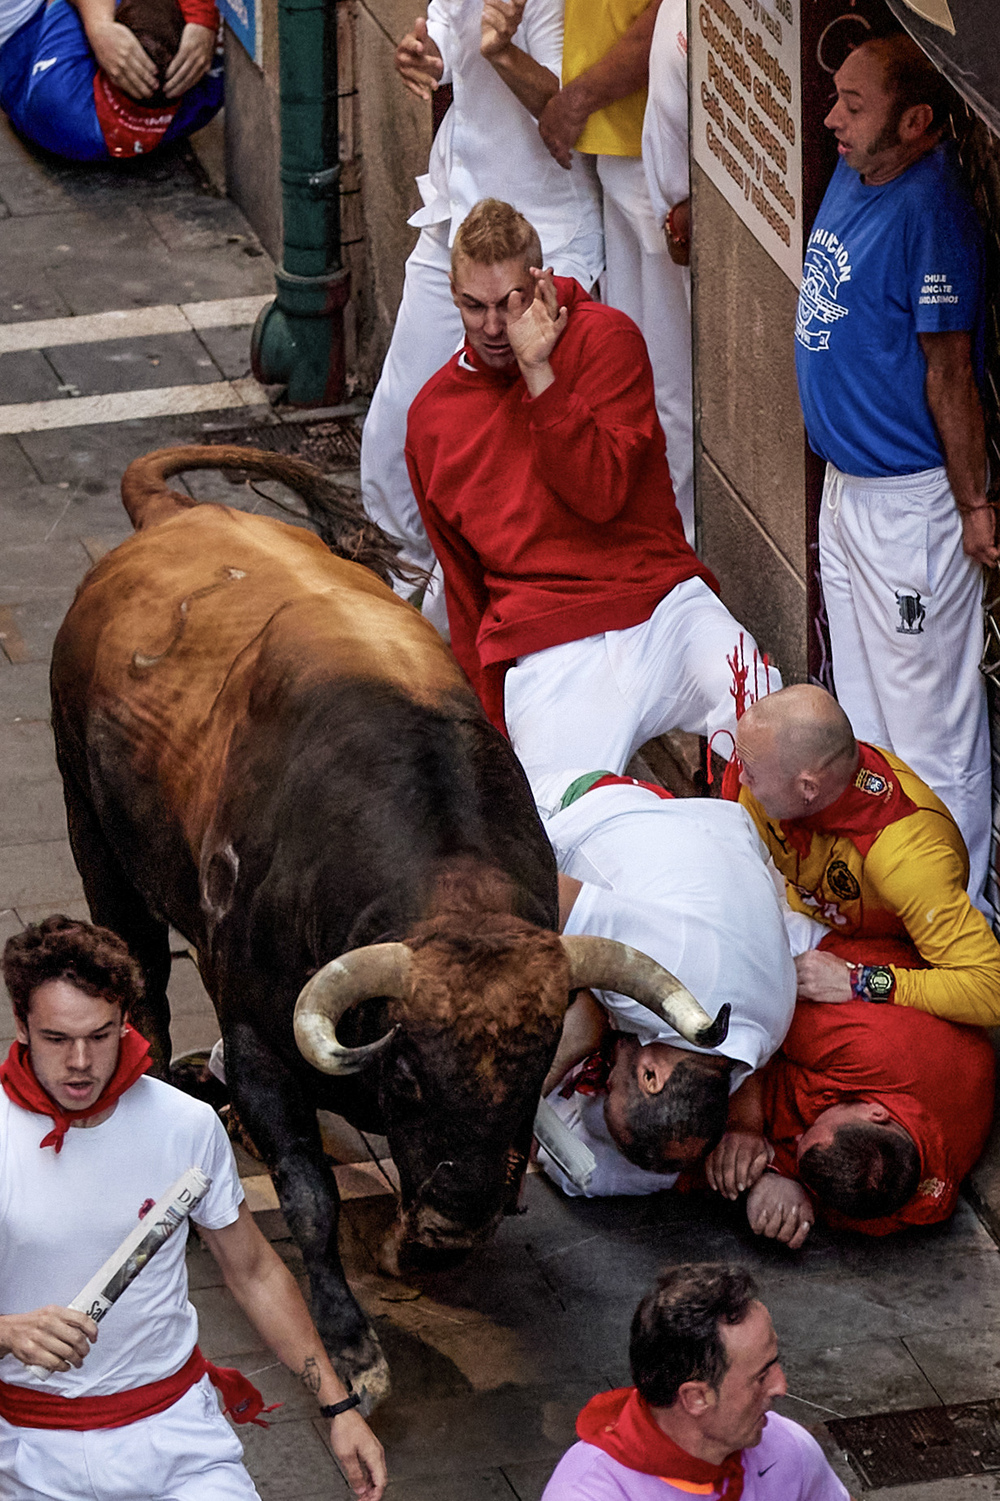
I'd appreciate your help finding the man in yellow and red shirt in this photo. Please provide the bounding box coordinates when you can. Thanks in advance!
[733,682,1000,1027]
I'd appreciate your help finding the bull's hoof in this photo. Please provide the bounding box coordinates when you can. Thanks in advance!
[334,1337,391,1417]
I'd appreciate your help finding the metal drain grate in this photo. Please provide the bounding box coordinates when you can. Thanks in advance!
[827,1400,1000,1490]
[206,416,362,471]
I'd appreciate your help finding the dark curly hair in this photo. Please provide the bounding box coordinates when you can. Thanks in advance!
[799,1120,920,1220]
[630,1264,759,1408]
[3,915,144,1026]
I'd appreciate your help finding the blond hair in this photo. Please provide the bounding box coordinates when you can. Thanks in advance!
[451,199,542,277]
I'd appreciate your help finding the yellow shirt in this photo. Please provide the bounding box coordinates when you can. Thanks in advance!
[562,0,651,156]
[740,750,1000,1028]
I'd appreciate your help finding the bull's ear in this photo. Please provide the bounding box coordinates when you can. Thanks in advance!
[392,1054,423,1105]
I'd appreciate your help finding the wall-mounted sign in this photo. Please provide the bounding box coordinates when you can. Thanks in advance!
[691,0,803,286]
[218,0,262,65]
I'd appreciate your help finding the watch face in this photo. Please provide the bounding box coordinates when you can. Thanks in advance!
[867,965,895,1001]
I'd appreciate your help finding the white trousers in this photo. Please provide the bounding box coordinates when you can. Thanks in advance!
[0,1377,260,1501]
[597,154,694,544]
[819,461,992,908]
[360,222,458,635]
[506,577,781,811]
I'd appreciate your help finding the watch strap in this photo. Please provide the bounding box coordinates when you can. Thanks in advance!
[320,1390,362,1420]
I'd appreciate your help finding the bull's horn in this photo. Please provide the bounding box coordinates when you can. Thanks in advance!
[293,944,409,1075]
[560,936,730,1049]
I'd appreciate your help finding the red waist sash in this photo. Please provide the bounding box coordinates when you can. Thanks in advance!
[0,1345,277,1431]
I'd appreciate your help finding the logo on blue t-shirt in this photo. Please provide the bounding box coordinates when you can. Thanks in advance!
[795,228,852,351]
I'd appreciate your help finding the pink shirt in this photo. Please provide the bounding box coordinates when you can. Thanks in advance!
[541,1413,850,1500]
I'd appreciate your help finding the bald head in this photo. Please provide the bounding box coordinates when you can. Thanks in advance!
[737,686,858,821]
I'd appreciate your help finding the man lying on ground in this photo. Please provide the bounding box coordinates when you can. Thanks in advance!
[0,0,221,162]
[542,1263,854,1500]
[0,915,385,1501]
[534,771,798,1195]
[707,936,996,1245]
[734,683,1000,1026]
[405,197,779,802]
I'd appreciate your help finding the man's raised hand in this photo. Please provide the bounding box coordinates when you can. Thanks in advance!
[0,1307,98,1372]
[395,17,443,100]
[507,267,567,395]
[163,23,216,98]
[88,19,158,98]
[705,1130,771,1200]
[480,0,525,57]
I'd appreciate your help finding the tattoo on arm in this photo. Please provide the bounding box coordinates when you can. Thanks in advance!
[297,1355,322,1395]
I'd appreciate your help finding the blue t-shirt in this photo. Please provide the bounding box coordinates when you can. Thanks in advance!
[795,144,984,478]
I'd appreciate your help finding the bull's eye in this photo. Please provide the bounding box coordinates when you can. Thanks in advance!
[393,1056,423,1105]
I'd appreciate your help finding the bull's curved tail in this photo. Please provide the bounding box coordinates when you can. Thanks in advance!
[120,444,426,589]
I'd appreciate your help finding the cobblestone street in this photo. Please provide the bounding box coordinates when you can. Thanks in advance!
[3,115,1000,1501]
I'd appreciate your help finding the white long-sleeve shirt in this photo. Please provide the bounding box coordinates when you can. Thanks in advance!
[410,0,604,282]
[641,0,689,229]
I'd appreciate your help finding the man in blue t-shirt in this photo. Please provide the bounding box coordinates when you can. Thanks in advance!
[795,32,995,914]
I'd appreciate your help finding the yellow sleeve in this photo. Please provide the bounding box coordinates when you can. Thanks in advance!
[866,816,1000,1026]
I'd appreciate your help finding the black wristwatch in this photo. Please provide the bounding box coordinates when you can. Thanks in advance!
[849,963,896,1003]
[321,1387,362,1420]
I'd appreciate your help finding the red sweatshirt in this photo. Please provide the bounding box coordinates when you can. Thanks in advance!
[763,995,995,1236]
[405,278,716,729]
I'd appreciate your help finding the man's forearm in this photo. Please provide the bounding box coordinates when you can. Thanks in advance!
[67,0,116,37]
[921,333,988,511]
[225,1248,350,1404]
[489,47,559,118]
[560,0,660,116]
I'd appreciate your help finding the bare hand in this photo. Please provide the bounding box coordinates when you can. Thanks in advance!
[395,17,443,100]
[794,949,853,1003]
[88,19,158,99]
[961,506,1000,568]
[329,1408,388,1501]
[665,197,690,266]
[746,1173,814,1250]
[163,23,216,98]
[538,85,590,169]
[507,267,567,394]
[480,0,525,57]
[705,1130,771,1200]
[0,1307,98,1372]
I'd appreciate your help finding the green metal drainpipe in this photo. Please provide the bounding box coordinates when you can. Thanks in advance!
[250,0,349,406]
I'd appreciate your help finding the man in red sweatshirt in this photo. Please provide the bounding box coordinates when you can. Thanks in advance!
[405,197,778,806]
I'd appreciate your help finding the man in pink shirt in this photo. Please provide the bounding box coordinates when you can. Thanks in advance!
[542,1264,854,1500]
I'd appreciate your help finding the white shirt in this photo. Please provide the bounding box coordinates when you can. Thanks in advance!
[411,0,604,279]
[0,0,43,50]
[641,0,689,230]
[551,783,797,1082]
[0,1077,244,1395]
[537,781,797,1197]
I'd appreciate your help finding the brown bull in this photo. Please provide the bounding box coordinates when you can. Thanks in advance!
[50,446,726,1409]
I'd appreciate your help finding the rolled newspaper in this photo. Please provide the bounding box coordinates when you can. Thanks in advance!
[533,1096,596,1192]
[28,1166,211,1381]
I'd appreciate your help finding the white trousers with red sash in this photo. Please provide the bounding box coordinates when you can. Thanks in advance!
[0,1377,260,1500]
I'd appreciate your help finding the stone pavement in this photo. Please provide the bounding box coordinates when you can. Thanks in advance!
[2,114,1000,1501]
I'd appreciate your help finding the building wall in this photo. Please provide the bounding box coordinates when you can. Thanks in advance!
[691,165,808,685]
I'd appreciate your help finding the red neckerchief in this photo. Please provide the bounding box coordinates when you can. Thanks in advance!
[0,1027,151,1152]
[93,71,180,158]
[590,774,675,800]
[577,1387,744,1497]
[779,743,918,861]
[559,1036,616,1099]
